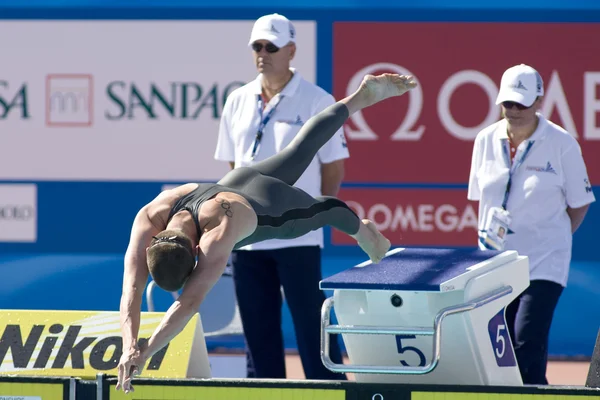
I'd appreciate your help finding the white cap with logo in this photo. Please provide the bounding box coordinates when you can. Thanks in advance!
[495,64,544,107]
[248,13,296,49]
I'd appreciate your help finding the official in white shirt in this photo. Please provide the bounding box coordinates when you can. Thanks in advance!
[214,13,349,380]
[468,64,595,384]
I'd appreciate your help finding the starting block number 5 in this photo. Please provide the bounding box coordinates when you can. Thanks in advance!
[392,309,518,369]
[494,324,507,358]
[488,308,517,367]
[395,334,426,367]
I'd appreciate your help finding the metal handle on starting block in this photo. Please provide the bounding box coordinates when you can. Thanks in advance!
[146,264,236,312]
[320,285,513,375]
[146,280,179,312]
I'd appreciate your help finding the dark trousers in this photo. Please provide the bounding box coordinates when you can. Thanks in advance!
[231,246,347,380]
[505,279,564,385]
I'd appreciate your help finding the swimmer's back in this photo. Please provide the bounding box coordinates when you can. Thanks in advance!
[163,182,258,240]
[168,183,224,222]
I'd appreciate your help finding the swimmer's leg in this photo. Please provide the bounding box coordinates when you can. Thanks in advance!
[256,193,391,264]
[250,73,418,186]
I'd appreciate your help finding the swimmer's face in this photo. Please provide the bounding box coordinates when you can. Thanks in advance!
[251,40,296,75]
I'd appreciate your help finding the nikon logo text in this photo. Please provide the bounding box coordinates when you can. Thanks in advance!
[0,324,168,371]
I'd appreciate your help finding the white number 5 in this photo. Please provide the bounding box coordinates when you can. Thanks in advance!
[495,324,506,358]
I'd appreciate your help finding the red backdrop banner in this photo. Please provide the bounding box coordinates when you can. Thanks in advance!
[333,22,600,184]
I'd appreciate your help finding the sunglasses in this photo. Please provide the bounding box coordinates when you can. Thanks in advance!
[251,42,280,53]
[501,101,532,110]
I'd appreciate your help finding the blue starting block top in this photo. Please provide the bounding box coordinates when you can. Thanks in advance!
[320,248,503,292]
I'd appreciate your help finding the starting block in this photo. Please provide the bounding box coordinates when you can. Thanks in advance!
[320,247,530,386]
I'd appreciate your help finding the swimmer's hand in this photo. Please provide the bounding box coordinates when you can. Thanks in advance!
[116,344,147,394]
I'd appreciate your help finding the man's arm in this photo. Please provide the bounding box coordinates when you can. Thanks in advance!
[214,94,237,170]
[116,205,163,392]
[567,204,590,234]
[321,159,345,197]
[140,219,237,360]
[120,206,160,351]
[561,142,595,234]
[313,93,348,198]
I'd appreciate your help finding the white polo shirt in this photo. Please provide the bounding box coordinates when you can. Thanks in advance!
[214,68,349,251]
[468,113,595,287]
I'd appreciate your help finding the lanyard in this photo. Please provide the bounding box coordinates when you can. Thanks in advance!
[250,94,284,160]
[501,139,534,210]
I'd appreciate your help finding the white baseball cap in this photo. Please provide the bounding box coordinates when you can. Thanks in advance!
[495,64,544,107]
[248,13,296,49]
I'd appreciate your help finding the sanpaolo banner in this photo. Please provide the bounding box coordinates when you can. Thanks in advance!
[0,310,210,379]
[0,184,37,243]
[0,20,316,182]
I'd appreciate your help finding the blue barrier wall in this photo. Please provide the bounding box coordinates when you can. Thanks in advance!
[1,0,599,358]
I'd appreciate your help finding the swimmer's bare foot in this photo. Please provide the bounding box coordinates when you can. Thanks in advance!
[351,74,418,114]
[361,73,417,106]
[341,73,418,114]
[351,219,391,264]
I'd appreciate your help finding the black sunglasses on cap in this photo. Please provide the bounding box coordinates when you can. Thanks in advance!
[251,42,280,53]
[501,101,532,110]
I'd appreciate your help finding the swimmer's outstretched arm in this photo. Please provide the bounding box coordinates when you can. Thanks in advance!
[138,217,239,366]
[116,205,161,393]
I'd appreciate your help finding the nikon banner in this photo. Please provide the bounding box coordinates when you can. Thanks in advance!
[0,310,210,379]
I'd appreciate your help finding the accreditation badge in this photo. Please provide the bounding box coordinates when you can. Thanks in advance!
[481,206,511,250]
